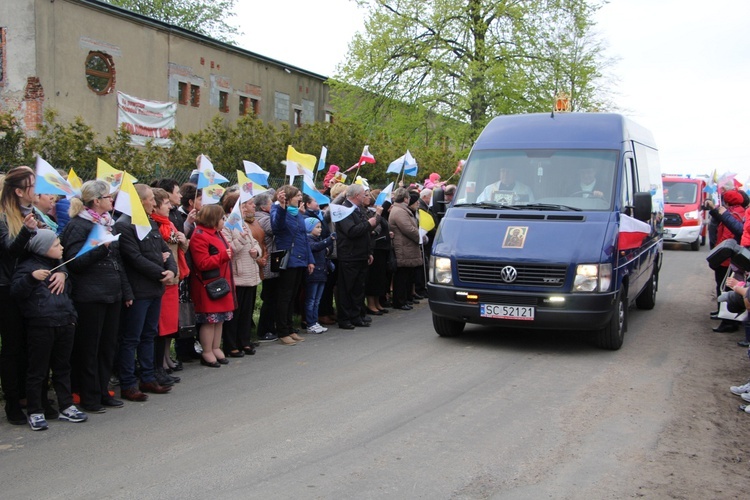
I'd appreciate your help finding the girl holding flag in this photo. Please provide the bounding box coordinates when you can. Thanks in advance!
[61,180,133,411]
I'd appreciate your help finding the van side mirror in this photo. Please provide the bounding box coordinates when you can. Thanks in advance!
[633,192,652,222]
[433,188,446,219]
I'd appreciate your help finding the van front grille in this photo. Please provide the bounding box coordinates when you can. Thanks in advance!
[456,261,568,287]
[663,213,683,227]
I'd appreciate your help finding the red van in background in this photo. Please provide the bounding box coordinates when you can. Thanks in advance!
[662,176,708,250]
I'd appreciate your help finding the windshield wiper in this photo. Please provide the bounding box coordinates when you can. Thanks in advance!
[454,202,522,210]
[522,203,582,212]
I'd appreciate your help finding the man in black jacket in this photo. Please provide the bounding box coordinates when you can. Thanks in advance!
[334,184,382,329]
[114,184,177,402]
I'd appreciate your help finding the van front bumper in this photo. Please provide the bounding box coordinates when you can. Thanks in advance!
[663,225,701,244]
[427,283,617,331]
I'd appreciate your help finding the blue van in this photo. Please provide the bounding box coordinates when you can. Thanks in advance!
[428,113,664,349]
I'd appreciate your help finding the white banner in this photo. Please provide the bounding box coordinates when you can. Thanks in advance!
[117,91,176,147]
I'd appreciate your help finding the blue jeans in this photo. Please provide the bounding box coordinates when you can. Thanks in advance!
[118,298,161,389]
[305,281,326,327]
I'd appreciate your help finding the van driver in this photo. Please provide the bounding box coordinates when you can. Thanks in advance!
[569,166,607,199]
[476,167,535,203]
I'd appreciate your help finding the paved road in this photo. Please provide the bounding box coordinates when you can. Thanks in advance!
[0,244,726,498]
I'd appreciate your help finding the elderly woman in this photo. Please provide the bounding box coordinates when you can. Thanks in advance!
[149,188,189,386]
[221,191,262,357]
[388,188,424,310]
[61,180,133,411]
[271,185,314,345]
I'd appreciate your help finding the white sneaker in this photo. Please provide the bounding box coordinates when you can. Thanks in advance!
[59,405,88,423]
[28,413,48,431]
[742,393,750,403]
[314,323,328,333]
[730,382,750,395]
[307,323,324,334]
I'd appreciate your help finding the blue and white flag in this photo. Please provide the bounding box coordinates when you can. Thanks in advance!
[386,155,405,175]
[243,161,270,186]
[329,203,356,223]
[317,146,328,172]
[375,182,394,207]
[75,224,120,258]
[403,150,418,177]
[35,157,75,196]
[224,198,245,233]
[197,154,229,189]
[303,180,331,206]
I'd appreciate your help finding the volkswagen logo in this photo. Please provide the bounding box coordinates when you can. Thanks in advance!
[500,266,517,283]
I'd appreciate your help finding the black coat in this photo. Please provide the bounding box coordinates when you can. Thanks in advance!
[60,216,133,304]
[0,215,38,287]
[114,215,177,300]
[334,200,373,262]
[11,254,77,327]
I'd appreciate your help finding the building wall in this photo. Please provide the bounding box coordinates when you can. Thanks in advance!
[0,0,331,138]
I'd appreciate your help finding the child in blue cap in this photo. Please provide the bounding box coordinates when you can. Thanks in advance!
[304,217,334,334]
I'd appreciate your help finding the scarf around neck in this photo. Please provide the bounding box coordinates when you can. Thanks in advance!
[150,211,190,279]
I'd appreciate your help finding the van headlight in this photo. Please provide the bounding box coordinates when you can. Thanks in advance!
[430,256,453,284]
[683,210,699,220]
[573,263,612,292]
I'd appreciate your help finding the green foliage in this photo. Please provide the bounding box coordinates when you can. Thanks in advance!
[0,113,27,169]
[104,0,241,44]
[2,108,463,192]
[336,0,612,141]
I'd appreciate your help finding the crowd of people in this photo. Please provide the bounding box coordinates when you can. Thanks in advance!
[0,163,453,431]
[703,187,750,414]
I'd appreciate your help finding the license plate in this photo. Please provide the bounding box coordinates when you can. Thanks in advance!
[480,304,535,320]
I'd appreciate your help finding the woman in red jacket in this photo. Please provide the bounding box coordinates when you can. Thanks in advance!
[189,205,236,367]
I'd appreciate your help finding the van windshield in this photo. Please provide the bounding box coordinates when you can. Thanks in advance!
[454,149,618,211]
[663,181,698,204]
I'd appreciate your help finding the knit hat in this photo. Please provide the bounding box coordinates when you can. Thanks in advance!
[723,190,744,206]
[305,217,321,234]
[27,228,58,256]
[408,191,420,206]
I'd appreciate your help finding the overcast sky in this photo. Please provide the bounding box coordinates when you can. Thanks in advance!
[234,0,750,183]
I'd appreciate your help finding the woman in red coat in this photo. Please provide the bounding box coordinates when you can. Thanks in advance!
[189,205,236,367]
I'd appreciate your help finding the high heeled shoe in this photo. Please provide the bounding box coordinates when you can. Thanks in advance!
[366,308,383,315]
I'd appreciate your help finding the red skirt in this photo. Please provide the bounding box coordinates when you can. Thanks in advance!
[159,284,179,336]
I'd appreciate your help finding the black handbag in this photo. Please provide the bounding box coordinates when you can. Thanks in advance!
[270,250,289,272]
[178,301,196,338]
[204,276,230,300]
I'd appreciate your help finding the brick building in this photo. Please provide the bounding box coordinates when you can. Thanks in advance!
[0,0,333,140]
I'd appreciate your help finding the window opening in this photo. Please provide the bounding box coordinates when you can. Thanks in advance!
[85,51,115,95]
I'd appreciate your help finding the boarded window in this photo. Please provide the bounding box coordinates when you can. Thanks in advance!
[302,99,315,124]
[0,28,5,85]
[178,82,189,105]
[190,85,200,107]
[219,91,229,113]
[275,92,290,121]
[85,51,115,95]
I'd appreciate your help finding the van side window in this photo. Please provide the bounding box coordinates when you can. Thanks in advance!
[621,156,635,214]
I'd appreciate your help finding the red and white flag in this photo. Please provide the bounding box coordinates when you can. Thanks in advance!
[359,145,375,165]
[618,213,651,251]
